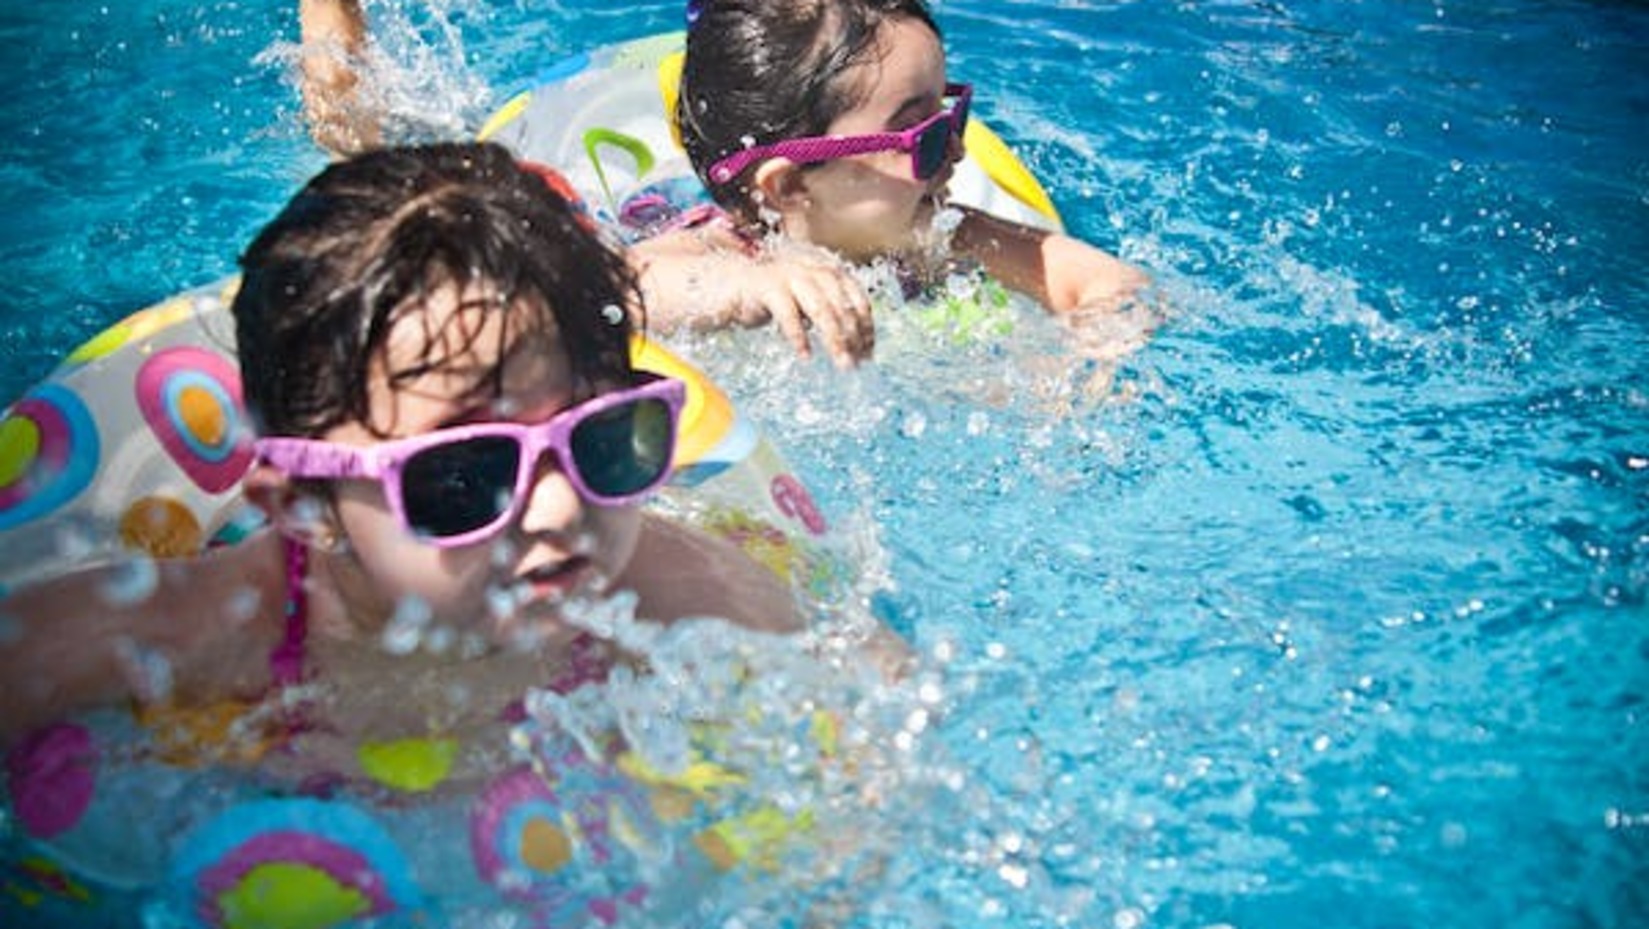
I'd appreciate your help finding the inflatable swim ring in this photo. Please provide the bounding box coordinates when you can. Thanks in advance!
[479,31,1064,237]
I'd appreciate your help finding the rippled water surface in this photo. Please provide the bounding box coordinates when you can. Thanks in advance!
[1,1,1645,926]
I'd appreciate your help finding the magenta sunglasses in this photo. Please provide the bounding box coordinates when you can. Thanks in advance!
[708,82,973,185]
[254,377,685,548]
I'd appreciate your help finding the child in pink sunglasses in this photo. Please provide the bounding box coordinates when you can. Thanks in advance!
[632,0,1152,367]
[294,0,1150,370]
[0,143,809,751]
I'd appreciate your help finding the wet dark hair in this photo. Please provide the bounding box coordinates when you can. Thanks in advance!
[233,142,637,439]
[676,0,940,216]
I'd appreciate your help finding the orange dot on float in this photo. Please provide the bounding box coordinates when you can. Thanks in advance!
[176,384,229,447]
[520,818,574,874]
[119,496,204,559]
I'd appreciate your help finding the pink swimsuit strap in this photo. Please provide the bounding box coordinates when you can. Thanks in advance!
[269,536,611,726]
[268,537,308,688]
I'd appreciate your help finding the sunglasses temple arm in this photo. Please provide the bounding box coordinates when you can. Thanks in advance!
[255,439,375,480]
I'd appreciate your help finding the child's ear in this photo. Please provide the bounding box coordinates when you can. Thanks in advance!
[242,464,344,551]
[752,157,811,212]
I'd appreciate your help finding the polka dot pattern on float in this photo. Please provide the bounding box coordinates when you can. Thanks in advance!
[134,348,254,494]
[468,765,649,921]
[172,798,421,929]
[0,384,99,531]
[771,473,828,536]
[118,495,205,560]
[4,723,98,841]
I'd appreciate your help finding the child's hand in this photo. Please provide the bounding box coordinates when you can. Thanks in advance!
[633,230,874,367]
[298,0,379,156]
[722,254,875,368]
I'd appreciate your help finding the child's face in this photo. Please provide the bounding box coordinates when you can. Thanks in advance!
[321,280,644,643]
[787,16,957,261]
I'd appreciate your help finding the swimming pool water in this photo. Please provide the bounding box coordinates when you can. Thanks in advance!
[1,1,1645,927]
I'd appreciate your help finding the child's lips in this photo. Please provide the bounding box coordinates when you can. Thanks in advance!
[516,556,596,601]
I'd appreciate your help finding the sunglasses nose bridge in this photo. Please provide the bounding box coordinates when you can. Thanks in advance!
[519,426,571,489]
[513,432,591,535]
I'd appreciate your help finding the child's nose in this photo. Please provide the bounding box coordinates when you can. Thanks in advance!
[515,453,587,537]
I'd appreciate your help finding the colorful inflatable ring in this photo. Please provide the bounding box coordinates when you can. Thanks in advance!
[479,30,1063,234]
[468,761,652,924]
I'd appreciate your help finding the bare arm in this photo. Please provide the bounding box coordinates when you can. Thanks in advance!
[628,514,913,680]
[952,204,1148,315]
[297,0,379,155]
[0,536,287,743]
[628,513,806,634]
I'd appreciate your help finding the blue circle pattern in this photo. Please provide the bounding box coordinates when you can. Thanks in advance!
[0,383,100,532]
[160,370,240,464]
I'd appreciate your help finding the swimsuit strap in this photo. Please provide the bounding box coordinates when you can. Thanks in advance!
[269,538,309,687]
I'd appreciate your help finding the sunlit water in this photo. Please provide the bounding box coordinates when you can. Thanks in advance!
[1,1,1645,927]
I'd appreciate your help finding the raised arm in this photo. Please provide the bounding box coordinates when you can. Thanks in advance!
[297,0,380,156]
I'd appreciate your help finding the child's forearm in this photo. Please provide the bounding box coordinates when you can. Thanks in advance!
[0,573,173,743]
[629,230,876,366]
[0,541,285,744]
[630,231,754,332]
[953,205,1148,314]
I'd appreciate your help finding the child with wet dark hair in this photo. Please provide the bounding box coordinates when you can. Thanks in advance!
[631,0,1151,366]
[1,142,801,752]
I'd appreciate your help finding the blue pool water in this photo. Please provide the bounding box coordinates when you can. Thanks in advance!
[2,1,1646,927]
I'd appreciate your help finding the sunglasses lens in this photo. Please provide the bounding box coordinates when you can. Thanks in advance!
[401,435,520,539]
[915,118,953,180]
[569,397,676,500]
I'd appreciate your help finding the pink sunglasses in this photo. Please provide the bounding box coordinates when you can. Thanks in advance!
[254,377,685,548]
[708,83,973,185]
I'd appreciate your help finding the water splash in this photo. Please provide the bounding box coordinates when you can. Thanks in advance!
[505,591,976,922]
[260,0,494,147]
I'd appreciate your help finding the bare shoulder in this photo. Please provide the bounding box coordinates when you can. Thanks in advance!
[625,513,804,634]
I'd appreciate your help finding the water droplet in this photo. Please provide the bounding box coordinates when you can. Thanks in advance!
[225,585,262,625]
[381,595,433,655]
[100,557,160,606]
[114,636,174,702]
